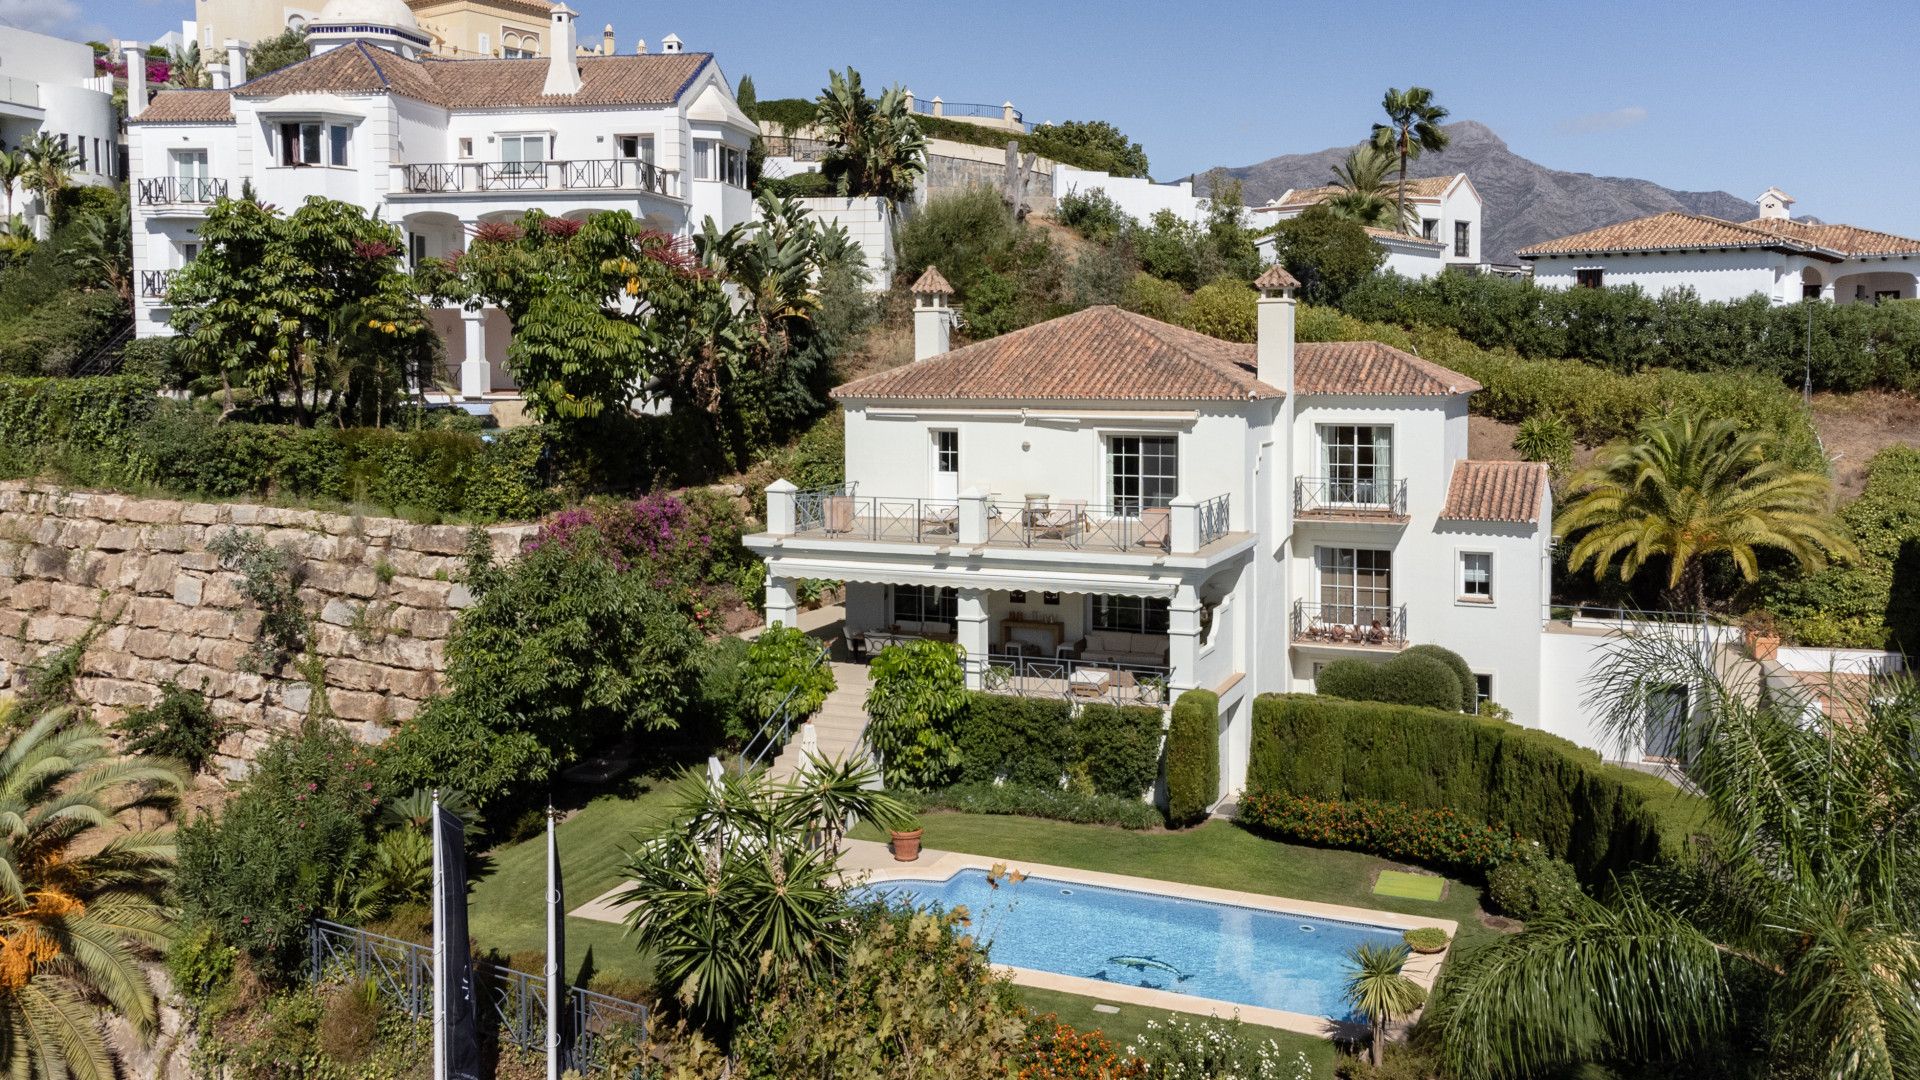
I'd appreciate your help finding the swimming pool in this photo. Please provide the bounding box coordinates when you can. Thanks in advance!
[855,868,1409,1021]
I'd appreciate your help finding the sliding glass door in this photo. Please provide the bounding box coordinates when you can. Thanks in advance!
[1321,425,1393,507]
[1315,546,1392,625]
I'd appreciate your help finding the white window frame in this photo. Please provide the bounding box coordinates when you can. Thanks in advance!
[1106,433,1179,513]
[931,429,958,475]
[1474,674,1492,713]
[458,137,475,159]
[1454,219,1471,257]
[617,133,656,163]
[1317,423,1394,507]
[1456,550,1494,604]
[692,138,717,181]
[274,117,353,168]
[1314,545,1392,626]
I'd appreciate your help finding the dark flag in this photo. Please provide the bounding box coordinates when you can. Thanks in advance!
[433,799,481,1080]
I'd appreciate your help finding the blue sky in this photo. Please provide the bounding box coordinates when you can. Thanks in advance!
[19,0,1920,235]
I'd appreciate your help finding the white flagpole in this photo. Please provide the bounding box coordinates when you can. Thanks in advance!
[545,805,560,1080]
[431,790,447,1080]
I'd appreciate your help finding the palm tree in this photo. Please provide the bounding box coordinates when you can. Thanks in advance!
[1427,631,1920,1078]
[65,186,133,300]
[1344,942,1427,1066]
[0,150,26,221]
[0,703,187,1079]
[1558,413,1855,611]
[1370,87,1450,234]
[19,133,78,220]
[814,68,926,204]
[167,42,207,89]
[1324,145,1406,231]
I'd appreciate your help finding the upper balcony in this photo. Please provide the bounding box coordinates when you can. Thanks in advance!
[136,176,229,211]
[1290,600,1410,650]
[1293,476,1409,525]
[138,269,177,299]
[764,486,1236,557]
[391,159,681,201]
[0,76,41,119]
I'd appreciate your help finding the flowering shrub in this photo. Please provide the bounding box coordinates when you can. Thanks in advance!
[1125,1014,1314,1080]
[1236,789,1519,871]
[1021,1020,1143,1079]
[523,490,756,626]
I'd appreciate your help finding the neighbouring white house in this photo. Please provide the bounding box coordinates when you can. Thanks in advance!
[1053,164,1208,225]
[744,264,1607,798]
[0,28,121,235]
[125,0,758,401]
[1518,188,1920,305]
[1250,173,1483,279]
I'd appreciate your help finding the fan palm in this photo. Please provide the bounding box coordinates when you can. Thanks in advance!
[1324,145,1407,231]
[64,187,133,300]
[1558,413,1854,611]
[814,68,926,203]
[1427,631,1920,1079]
[1370,87,1450,234]
[0,702,187,1079]
[19,134,77,214]
[0,151,26,221]
[1344,942,1427,1066]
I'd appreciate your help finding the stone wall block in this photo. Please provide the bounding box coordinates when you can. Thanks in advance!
[26,546,71,579]
[319,598,358,627]
[407,609,452,640]
[133,555,182,596]
[172,573,203,607]
[147,526,188,553]
[328,689,387,723]
[178,503,220,525]
[59,520,102,549]
[128,597,174,629]
[95,526,140,552]
[326,658,384,693]
[123,499,181,525]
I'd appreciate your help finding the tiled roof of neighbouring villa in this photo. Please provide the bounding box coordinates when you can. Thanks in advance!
[1518,211,1920,260]
[831,305,1481,403]
[1440,460,1548,524]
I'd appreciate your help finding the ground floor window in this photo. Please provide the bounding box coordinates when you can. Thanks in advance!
[1575,268,1604,289]
[1474,674,1492,712]
[1090,595,1170,635]
[891,585,956,629]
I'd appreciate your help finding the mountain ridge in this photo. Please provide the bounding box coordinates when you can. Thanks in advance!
[1207,120,1757,265]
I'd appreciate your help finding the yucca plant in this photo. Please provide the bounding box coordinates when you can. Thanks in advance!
[1343,941,1427,1066]
[0,702,186,1079]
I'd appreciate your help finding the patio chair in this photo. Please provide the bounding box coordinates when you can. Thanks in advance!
[920,503,959,536]
[1034,499,1086,540]
[1137,506,1171,550]
[823,494,856,535]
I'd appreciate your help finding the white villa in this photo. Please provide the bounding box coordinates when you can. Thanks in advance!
[745,265,1599,799]
[1251,173,1483,279]
[1518,189,1920,304]
[0,28,121,235]
[125,0,757,400]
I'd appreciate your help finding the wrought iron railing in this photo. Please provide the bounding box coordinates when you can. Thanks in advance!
[1196,494,1231,547]
[968,652,1170,706]
[910,98,1031,131]
[761,135,833,162]
[790,490,1229,553]
[138,269,177,298]
[136,176,228,205]
[1294,476,1408,517]
[307,919,649,1074]
[398,159,677,196]
[799,493,962,544]
[1290,600,1408,647]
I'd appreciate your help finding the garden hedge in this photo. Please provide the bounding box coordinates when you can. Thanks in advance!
[1317,653,1462,712]
[1403,644,1476,712]
[1248,693,1705,882]
[1073,703,1163,798]
[952,694,1072,787]
[1165,690,1218,827]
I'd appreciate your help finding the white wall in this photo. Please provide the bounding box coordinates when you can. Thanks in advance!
[1255,230,1449,281]
[796,196,894,291]
[1529,250,1786,304]
[0,28,120,228]
[1053,164,1206,225]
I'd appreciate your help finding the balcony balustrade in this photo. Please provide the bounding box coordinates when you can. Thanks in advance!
[138,269,177,298]
[1294,476,1409,520]
[136,176,228,206]
[1290,600,1409,648]
[396,159,678,197]
[782,488,1232,555]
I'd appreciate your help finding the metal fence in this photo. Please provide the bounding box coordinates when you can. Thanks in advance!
[1196,494,1232,547]
[792,490,1229,553]
[136,176,228,205]
[969,652,1170,706]
[1290,600,1409,647]
[138,269,176,298]
[307,919,649,1074]
[398,159,676,196]
[1294,476,1408,518]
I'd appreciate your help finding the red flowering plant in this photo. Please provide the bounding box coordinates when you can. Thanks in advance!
[1020,1019,1144,1079]
[1237,788,1520,872]
[523,490,757,627]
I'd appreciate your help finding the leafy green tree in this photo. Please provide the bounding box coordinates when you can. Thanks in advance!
[1344,942,1426,1066]
[1181,280,1257,341]
[1765,445,1920,649]
[0,150,25,220]
[1558,413,1855,610]
[1200,170,1261,282]
[1513,413,1575,481]
[895,187,1067,337]
[737,623,835,741]
[1428,631,1920,1079]
[63,184,133,302]
[1120,271,1189,323]
[246,28,310,77]
[1026,119,1150,178]
[168,195,436,423]
[815,68,926,202]
[1371,86,1451,233]
[616,760,910,1031]
[1262,204,1385,305]
[864,639,968,786]
[1325,145,1405,230]
[1054,187,1134,244]
[0,704,185,1080]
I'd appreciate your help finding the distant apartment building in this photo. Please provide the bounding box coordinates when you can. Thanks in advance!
[1251,174,1484,279]
[0,27,121,233]
[1519,189,1920,305]
[189,0,633,59]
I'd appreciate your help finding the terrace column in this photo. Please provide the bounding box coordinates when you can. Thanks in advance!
[1170,495,1200,553]
[1167,582,1203,695]
[956,588,990,690]
[957,487,988,546]
[766,479,798,535]
[459,308,489,399]
[764,575,800,631]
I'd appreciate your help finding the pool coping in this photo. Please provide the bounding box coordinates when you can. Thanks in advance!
[849,851,1456,1039]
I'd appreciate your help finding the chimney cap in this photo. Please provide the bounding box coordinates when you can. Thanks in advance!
[660,32,683,53]
[911,266,954,296]
[1254,265,1300,292]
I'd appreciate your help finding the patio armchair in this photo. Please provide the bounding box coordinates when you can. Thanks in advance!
[1137,506,1171,550]
[1033,499,1086,540]
[919,503,959,536]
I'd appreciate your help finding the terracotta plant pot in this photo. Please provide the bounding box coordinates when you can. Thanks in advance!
[1748,632,1781,661]
[890,828,923,862]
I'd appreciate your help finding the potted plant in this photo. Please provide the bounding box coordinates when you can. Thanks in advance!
[890,816,923,862]
[1403,927,1450,954]
[1742,610,1782,662]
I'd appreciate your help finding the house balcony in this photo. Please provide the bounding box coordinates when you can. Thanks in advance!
[0,76,41,119]
[1293,476,1409,524]
[136,177,229,211]
[392,159,681,200]
[775,488,1233,556]
[138,269,177,299]
[1290,600,1409,650]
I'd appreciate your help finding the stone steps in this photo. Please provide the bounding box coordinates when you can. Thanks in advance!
[769,662,873,782]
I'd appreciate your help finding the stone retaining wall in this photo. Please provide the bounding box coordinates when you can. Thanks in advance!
[0,482,536,775]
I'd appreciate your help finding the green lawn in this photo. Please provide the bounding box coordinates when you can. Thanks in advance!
[854,811,1495,951]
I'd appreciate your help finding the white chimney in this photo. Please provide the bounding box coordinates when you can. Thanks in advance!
[208,61,230,89]
[1254,265,1299,395]
[660,33,683,54]
[910,266,953,361]
[601,24,615,56]
[226,38,249,85]
[122,42,148,118]
[543,4,582,96]
[634,38,647,55]
[1756,186,1795,221]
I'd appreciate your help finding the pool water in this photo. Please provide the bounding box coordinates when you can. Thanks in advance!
[855,869,1406,1020]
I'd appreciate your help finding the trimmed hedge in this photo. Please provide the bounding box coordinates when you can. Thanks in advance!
[953,694,1072,788]
[1249,694,1705,882]
[1404,644,1476,712]
[903,783,1164,830]
[1317,653,1462,712]
[1237,790,1518,872]
[1073,703,1162,798]
[0,375,158,479]
[1165,690,1218,827]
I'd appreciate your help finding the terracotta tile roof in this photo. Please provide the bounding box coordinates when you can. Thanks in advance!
[1270,175,1455,209]
[137,90,234,123]
[1254,265,1299,290]
[1516,211,1830,258]
[218,43,710,110]
[910,266,954,294]
[1741,218,1920,257]
[834,306,1279,402]
[1294,340,1481,396]
[832,306,1481,403]
[1439,461,1547,524]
